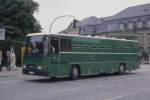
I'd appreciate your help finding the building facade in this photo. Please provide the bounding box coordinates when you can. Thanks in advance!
[62,3,150,53]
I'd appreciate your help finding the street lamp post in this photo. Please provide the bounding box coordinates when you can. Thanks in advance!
[49,15,76,34]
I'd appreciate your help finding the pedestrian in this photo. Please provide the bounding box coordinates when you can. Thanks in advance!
[6,50,11,71]
[0,50,2,71]
[10,49,17,71]
[0,50,7,71]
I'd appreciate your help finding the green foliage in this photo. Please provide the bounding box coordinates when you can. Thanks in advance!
[0,0,42,65]
[0,0,42,48]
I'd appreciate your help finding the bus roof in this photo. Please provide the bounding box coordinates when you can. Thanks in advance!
[27,33,138,42]
[27,33,48,36]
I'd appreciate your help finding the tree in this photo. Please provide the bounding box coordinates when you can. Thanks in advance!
[0,0,42,49]
[0,0,42,65]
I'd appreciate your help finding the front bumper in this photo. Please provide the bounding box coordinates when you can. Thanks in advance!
[22,65,48,76]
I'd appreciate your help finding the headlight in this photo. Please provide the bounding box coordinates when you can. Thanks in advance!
[22,65,26,68]
[37,66,42,70]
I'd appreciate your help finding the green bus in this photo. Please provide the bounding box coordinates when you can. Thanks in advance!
[23,33,140,80]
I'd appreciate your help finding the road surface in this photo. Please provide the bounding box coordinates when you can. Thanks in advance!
[0,65,150,100]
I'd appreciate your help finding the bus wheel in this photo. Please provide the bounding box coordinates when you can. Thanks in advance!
[119,64,126,75]
[70,66,80,80]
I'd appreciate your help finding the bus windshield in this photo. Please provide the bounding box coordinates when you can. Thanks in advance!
[26,35,49,56]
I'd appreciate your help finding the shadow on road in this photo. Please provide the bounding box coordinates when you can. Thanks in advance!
[0,75,10,78]
[27,77,69,83]
[27,72,137,83]
[79,72,137,80]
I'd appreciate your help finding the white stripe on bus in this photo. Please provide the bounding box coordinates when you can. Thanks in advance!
[60,52,140,55]
[70,61,138,64]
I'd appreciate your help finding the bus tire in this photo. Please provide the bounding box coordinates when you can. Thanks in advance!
[70,66,80,80]
[119,64,126,75]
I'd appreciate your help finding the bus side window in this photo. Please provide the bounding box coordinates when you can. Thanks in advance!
[60,39,71,52]
[116,47,121,51]
[99,46,105,49]
[106,46,112,50]
[50,37,59,53]
[43,36,49,55]
[125,47,130,50]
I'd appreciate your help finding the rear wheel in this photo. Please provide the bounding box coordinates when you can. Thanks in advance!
[119,64,126,75]
[70,66,80,80]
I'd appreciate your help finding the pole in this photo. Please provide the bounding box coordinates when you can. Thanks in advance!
[49,15,76,34]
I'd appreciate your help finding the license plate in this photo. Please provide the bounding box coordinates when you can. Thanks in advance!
[28,71,35,75]
[28,66,33,68]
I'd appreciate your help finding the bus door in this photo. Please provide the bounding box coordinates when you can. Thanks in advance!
[49,36,60,77]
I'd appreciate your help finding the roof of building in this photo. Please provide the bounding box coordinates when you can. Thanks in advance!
[104,3,150,21]
[78,16,102,26]
[77,3,150,25]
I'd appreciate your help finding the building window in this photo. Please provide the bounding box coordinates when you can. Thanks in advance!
[148,20,150,27]
[80,28,84,34]
[147,33,150,35]
[128,22,134,30]
[107,24,117,32]
[136,21,143,28]
[144,9,149,13]
[119,23,124,30]
[108,25,112,32]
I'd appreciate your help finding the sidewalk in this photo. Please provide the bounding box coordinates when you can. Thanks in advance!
[0,67,22,77]
[0,67,45,79]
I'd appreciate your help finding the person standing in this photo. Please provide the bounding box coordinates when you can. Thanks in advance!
[10,50,17,71]
[6,50,11,71]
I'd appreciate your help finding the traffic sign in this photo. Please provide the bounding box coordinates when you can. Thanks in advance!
[0,28,5,40]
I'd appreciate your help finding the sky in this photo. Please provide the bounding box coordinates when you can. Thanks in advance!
[33,0,150,33]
